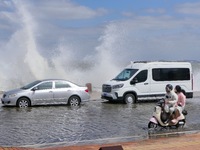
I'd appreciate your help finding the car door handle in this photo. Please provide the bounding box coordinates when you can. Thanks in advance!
[144,83,148,85]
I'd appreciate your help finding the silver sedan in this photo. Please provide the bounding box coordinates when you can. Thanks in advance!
[1,79,90,107]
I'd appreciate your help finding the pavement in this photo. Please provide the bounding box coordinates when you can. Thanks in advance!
[1,131,200,150]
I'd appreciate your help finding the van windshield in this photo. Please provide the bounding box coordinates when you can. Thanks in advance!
[113,69,138,81]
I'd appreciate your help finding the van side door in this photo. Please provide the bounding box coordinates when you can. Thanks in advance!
[130,69,150,94]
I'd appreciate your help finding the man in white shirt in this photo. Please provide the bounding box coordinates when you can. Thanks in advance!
[164,84,178,115]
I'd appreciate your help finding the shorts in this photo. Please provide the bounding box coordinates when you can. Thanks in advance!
[164,105,175,114]
[176,106,183,113]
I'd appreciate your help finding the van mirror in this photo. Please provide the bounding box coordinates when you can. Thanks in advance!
[130,78,138,85]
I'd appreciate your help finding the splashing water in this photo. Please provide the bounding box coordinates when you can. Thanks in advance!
[0,0,200,92]
[0,1,53,90]
[0,0,121,90]
[15,1,50,79]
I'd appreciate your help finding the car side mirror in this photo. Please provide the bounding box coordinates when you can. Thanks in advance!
[130,78,138,85]
[32,87,38,91]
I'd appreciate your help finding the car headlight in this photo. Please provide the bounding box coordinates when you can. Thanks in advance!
[7,94,17,98]
[112,84,124,89]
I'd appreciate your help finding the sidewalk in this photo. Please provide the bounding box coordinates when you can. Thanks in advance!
[1,132,200,150]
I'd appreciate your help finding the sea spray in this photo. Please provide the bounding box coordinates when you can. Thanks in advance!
[0,1,200,92]
[14,0,50,79]
[0,1,121,90]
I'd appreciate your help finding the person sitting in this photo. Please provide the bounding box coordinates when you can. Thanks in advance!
[171,85,186,123]
[164,84,178,123]
[164,84,178,115]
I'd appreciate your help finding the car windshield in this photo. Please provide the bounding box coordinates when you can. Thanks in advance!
[113,69,138,81]
[21,80,41,90]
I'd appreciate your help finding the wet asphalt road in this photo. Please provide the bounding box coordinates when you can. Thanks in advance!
[0,92,200,147]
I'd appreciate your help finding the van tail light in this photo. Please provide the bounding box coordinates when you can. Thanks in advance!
[85,89,89,93]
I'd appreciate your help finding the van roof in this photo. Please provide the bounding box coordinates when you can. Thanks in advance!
[132,61,191,64]
[128,61,191,69]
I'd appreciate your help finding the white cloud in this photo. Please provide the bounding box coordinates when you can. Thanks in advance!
[146,8,166,14]
[176,2,200,15]
[28,0,108,20]
[0,0,13,8]
[122,11,136,17]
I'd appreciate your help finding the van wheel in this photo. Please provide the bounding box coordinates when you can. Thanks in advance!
[124,94,136,104]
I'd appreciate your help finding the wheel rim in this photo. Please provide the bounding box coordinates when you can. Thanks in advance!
[70,97,79,106]
[148,122,157,129]
[126,96,134,104]
[19,100,29,108]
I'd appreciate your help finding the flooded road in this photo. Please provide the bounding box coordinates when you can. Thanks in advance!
[0,92,200,147]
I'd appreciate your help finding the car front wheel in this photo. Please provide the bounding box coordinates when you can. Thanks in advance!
[17,98,31,108]
[68,96,80,106]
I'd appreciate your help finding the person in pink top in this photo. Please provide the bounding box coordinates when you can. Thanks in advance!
[171,85,186,123]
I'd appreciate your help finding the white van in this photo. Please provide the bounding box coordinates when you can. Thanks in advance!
[101,61,193,103]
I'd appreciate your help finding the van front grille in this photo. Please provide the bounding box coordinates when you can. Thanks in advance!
[102,84,111,93]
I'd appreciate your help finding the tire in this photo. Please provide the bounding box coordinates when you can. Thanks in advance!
[177,120,186,128]
[68,96,80,106]
[148,121,158,129]
[124,94,136,104]
[17,98,31,108]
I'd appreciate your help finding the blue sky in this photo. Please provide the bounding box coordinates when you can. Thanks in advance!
[0,0,200,89]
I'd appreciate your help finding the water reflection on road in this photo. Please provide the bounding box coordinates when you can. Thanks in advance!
[0,94,200,147]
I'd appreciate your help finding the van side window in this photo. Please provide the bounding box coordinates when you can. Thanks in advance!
[134,70,148,83]
[152,68,190,81]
